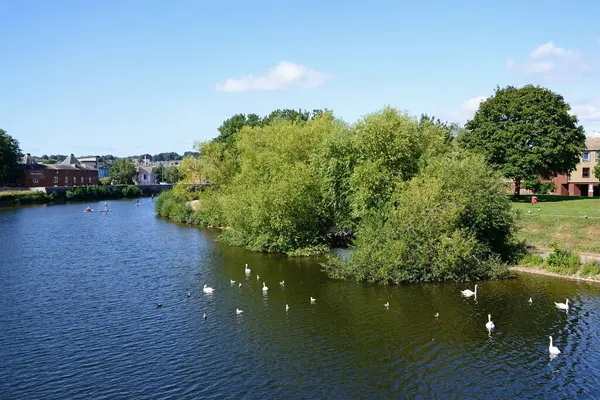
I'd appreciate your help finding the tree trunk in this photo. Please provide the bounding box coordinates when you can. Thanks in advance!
[514,178,521,197]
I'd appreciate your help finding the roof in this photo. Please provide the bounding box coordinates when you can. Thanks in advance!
[19,152,97,170]
[61,154,80,165]
[21,154,36,165]
[585,137,600,151]
[137,166,154,174]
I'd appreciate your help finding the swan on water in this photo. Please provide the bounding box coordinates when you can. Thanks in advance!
[187,291,191,298]
[434,312,439,318]
[310,297,316,304]
[230,279,236,285]
[461,285,478,297]
[257,274,260,280]
[384,302,389,308]
[262,282,269,292]
[549,336,561,355]
[555,299,569,310]
[485,314,495,331]
[203,313,207,320]
[245,264,251,275]
[280,281,285,287]
[203,284,214,294]
[528,297,533,304]
[285,304,290,312]
[236,309,243,315]
[238,282,242,288]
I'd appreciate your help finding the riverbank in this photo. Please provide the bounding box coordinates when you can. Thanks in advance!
[0,185,145,207]
[511,265,600,284]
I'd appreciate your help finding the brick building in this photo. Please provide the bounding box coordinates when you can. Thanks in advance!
[18,154,99,187]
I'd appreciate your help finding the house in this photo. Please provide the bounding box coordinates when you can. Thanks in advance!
[135,165,156,185]
[17,153,99,187]
[562,137,600,196]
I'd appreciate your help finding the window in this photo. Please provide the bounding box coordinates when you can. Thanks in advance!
[65,177,69,184]
[143,174,147,180]
[89,177,92,183]
[32,177,39,184]
[583,152,590,162]
[583,167,590,178]
[53,176,58,184]
[81,177,84,183]
[596,151,600,161]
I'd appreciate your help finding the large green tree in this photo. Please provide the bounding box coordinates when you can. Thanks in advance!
[109,158,136,184]
[459,85,586,195]
[0,129,21,186]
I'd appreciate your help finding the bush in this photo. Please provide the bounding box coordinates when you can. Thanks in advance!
[545,242,580,271]
[519,253,544,266]
[100,177,112,185]
[155,190,192,223]
[324,152,516,284]
[0,190,56,205]
[523,179,556,195]
[581,262,600,277]
[120,185,141,198]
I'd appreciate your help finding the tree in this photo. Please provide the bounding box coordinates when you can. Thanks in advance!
[459,85,586,196]
[163,166,181,183]
[109,158,136,184]
[0,129,21,186]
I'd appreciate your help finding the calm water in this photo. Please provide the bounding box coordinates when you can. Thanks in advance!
[1,200,600,399]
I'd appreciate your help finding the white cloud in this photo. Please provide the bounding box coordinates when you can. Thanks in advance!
[572,99,600,123]
[507,41,590,81]
[447,95,488,124]
[216,61,329,93]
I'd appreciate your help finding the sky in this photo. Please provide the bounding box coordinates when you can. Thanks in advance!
[1,0,600,157]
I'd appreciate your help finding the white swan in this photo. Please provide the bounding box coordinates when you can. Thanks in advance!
[528,297,533,304]
[262,282,268,292]
[238,282,242,288]
[285,304,290,312]
[485,314,495,331]
[279,280,285,287]
[244,264,251,275]
[434,312,439,318]
[384,302,389,308]
[230,279,236,285]
[461,285,478,297]
[236,309,243,315]
[555,299,569,310]
[310,297,316,304]
[549,336,561,355]
[256,274,260,280]
[203,313,207,320]
[203,284,214,294]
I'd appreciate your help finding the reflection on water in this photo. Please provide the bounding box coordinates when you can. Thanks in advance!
[0,200,599,399]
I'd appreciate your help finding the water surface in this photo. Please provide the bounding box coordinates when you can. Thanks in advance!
[1,200,599,399]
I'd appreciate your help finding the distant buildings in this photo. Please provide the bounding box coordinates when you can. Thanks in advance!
[17,154,99,187]
[136,165,156,185]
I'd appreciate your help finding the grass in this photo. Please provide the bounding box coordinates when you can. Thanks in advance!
[512,195,600,254]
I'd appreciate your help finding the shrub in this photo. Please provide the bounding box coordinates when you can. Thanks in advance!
[0,190,56,205]
[545,242,580,271]
[324,152,517,284]
[120,185,141,198]
[155,190,192,223]
[100,177,112,185]
[519,253,544,266]
[581,262,600,277]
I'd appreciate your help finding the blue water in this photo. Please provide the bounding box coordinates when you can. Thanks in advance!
[1,200,599,399]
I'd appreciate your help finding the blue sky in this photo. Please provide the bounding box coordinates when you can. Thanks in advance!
[1,0,600,157]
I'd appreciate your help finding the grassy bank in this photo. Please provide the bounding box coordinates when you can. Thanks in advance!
[0,185,142,207]
[512,195,600,254]
[518,244,600,280]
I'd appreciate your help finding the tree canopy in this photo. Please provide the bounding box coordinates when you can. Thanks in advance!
[459,85,586,195]
[0,129,21,186]
[109,158,136,184]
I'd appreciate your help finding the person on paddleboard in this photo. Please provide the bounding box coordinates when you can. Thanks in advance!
[104,202,109,212]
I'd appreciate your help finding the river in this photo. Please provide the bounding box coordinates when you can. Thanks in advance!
[1,200,599,399]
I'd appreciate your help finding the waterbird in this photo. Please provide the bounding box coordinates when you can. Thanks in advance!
[262,282,269,292]
[555,298,569,310]
[461,285,478,298]
[156,303,163,308]
[256,274,260,280]
[434,312,439,318]
[230,279,236,285]
[485,314,495,331]
[187,291,191,298]
[245,264,251,274]
[310,297,316,304]
[528,210,532,214]
[239,283,242,288]
[236,309,243,315]
[528,297,533,304]
[384,302,389,308]
[549,336,561,356]
[203,284,214,294]
[285,304,290,312]
[203,313,207,320]
[280,280,285,287]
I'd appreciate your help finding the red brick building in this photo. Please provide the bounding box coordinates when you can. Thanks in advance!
[17,154,99,187]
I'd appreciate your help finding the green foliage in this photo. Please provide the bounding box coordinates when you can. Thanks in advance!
[162,166,182,183]
[580,263,600,277]
[459,85,586,195]
[100,177,112,185]
[544,242,580,273]
[121,185,141,198]
[65,185,140,200]
[523,179,556,194]
[0,129,21,186]
[325,152,516,284]
[0,190,55,205]
[155,190,192,223]
[109,158,136,184]
[519,253,544,266]
[594,163,600,182]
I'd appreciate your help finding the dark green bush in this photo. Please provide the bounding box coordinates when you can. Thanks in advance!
[0,190,56,205]
[120,185,141,198]
[544,242,580,272]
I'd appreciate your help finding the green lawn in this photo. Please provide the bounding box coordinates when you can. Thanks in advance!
[512,195,600,254]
